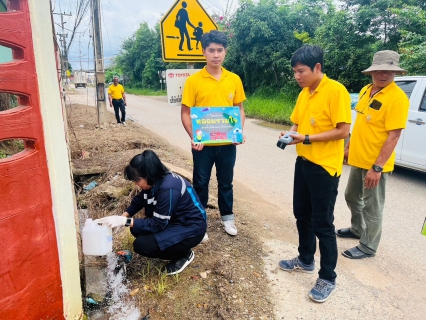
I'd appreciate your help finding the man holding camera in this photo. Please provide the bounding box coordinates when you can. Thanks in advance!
[336,50,409,259]
[278,45,351,303]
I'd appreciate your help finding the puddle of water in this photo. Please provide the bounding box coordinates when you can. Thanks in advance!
[253,120,291,131]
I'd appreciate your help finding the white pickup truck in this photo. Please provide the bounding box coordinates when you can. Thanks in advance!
[351,76,426,173]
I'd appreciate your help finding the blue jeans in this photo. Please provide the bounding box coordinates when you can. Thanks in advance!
[293,157,339,282]
[192,145,236,220]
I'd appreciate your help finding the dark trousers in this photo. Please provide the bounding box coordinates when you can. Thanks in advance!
[293,156,339,282]
[192,145,236,219]
[112,99,125,123]
[131,229,204,261]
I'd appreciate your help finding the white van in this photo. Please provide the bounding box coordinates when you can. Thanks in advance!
[351,76,426,173]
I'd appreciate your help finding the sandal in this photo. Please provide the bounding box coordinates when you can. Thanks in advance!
[336,228,360,239]
[342,247,375,259]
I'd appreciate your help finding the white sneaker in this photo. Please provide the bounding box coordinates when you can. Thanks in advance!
[122,122,127,126]
[201,233,209,243]
[222,220,238,236]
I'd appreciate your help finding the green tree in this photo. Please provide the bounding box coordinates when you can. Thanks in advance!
[227,0,302,93]
[392,5,426,74]
[341,0,426,50]
[116,22,157,85]
[290,0,335,38]
[142,54,162,89]
[105,57,123,83]
[312,10,376,91]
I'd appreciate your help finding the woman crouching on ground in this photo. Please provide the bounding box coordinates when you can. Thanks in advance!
[96,149,207,275]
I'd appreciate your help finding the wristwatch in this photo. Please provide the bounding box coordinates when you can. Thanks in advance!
[303,135,311,145]
[125,218,132,227]
[372,164,383,172]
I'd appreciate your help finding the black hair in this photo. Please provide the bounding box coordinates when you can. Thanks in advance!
[291,45,324,72]
[201,30,228,50]
[124,150,169,186]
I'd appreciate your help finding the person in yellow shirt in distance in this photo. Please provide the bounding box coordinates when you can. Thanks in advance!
[108,76,127,126]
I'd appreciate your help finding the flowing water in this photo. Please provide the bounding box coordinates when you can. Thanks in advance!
[80,209,141,319]
[101,253,141,320]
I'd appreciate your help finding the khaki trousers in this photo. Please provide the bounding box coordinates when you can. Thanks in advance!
[345,166,390,254]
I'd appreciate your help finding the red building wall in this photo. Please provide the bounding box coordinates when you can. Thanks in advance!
[0,0,64,318]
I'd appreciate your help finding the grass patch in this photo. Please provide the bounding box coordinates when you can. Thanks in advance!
[0,139,25,159]
[244,91,296,125]
[126,88,167,96]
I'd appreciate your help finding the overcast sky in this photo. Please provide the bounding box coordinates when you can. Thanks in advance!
[52,0,238,70]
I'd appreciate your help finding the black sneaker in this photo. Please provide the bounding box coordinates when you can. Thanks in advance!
[163,250,194,275]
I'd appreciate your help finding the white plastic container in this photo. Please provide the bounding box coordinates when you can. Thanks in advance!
[82,218,113,256]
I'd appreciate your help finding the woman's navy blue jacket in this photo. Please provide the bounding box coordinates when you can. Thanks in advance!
[126,172,207,250]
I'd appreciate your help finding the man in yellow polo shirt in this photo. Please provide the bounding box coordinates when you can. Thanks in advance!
[108,76,127,126]
[336,51,409,260]
[181,30,246,237]
[278,45,351,303]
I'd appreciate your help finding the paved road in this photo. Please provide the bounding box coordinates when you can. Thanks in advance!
[70,87,426,319]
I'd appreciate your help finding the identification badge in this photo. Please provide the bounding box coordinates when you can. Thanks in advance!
[370,99,382,111]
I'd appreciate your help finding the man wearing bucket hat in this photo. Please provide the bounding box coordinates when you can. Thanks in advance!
[336,50,410,259]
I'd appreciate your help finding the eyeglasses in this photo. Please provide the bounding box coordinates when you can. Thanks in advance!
[354,84,383,114]
[353,85,371,114]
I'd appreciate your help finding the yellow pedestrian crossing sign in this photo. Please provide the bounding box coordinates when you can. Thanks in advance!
[160,0,218,62]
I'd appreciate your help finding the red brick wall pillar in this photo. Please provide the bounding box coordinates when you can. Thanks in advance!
[0,0,64,318]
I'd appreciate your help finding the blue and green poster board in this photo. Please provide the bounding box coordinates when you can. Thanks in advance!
[191,106,243,145]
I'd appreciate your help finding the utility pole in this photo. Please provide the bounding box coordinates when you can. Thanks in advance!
[53,11,72,86]
[79,33,83,72]
[91,0,107,126]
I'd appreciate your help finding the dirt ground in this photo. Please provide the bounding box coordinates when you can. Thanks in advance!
[68,103,275,320]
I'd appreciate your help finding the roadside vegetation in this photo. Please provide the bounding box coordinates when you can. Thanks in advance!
[125,88,167,96]
[103,0,426,95]
[244,92,295,125]
[124,87,297,124]
[99,0,425,125]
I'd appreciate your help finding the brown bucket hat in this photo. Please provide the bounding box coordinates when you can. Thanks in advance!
[362,50,407,75]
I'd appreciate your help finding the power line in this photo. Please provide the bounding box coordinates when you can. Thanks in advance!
[54,21,86,33]
[53,11,72,83]
[67,56,117,63]
[99,0,112,50]
[199,0,221,15]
